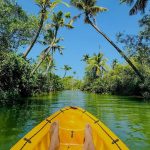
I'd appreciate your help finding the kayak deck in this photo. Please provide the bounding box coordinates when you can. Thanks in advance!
[11,106,128,150]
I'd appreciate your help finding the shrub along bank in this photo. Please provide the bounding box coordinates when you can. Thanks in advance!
[0,51,63,104]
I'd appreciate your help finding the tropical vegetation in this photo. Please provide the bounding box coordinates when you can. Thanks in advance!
[81,12,150,99]
[0,0,149,105]
[81,52,150,98]
[0,0,70,103]
[71,0,144,81]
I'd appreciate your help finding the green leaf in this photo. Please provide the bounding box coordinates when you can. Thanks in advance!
[65,24,74,29]
[91,6,108,15]
[65,12,71,18]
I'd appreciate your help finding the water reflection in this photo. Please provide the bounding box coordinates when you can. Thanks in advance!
[0,90,150,150]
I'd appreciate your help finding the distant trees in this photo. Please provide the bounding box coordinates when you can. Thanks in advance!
[62,65,72,78]
[73,71,76,76]
[81,52,144,96]
[112,59,118,70]
[83,53,107,79]
[62,76,81,90]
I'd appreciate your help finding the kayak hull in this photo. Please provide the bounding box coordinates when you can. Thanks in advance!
[11,106,128,150]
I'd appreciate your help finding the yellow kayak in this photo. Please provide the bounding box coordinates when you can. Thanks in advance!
[11,106,129,150]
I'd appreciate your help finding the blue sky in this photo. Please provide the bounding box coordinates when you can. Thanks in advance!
[17,0,145,79]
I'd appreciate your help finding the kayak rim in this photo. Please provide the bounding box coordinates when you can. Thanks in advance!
[15,106,123,150]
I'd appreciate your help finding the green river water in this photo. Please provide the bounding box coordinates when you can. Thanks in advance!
[0,90,150,150]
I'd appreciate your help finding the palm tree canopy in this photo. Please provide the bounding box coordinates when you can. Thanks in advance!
[50,11,73,31]
[63,65,72,71]
[42,28,64,55]
[120,0,149,15]
[37,52,52,71]
[86,53,108,77]
[71,0,107,23]
[73,71,76,74]
[112,59,118,69]
[35,0,50,10]
[82,54,90,61]
[41,11,73,55]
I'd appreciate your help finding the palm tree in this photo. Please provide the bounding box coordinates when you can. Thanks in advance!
[43,29,64,74]
[30,43,54,75]
[23,0,66,58]
[86,53,107,78]
[37,51,52,73]
[120,0,148,15]
[81,54,90,62]
[37,52,56,74]
[112,59,118,70]
[31,11,73,75]
[73,71,76,75]
[71,0,144,81]
[23,0,50,58]
[62,65,72,78]
[73,71,77,78]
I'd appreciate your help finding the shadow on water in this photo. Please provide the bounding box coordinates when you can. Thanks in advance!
[0,90,150,150]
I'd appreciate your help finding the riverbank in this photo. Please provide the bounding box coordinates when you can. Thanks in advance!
[81,53,150,100]
[0,51,64,103]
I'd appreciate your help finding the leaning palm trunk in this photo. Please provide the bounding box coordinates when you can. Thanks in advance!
[45,50,54,75]
[45,57,53,75]
[88,19,144,81]
[63,71,67,78]
[23,10,46,58]
[31,39,55,75]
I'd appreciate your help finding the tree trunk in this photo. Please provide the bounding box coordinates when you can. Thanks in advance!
[63,71,67,78]
[88,19,144,81]
[45,50,54,75]
[45,57,53,75]
[23,10,46,59]
[31,39,55,75]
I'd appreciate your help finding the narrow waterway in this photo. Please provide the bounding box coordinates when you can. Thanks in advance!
[0,90,150,150]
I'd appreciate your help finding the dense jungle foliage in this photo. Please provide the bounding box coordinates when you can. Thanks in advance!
[0,0,64,103]
[0,0,149,104]
[0,51,63,103]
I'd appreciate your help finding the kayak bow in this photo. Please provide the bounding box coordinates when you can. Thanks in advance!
[11,106,129,150]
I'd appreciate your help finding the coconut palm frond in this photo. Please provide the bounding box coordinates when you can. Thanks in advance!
[75,2,85,10]
[71,0,85,9]
[50,0,61,9]
[82,54,90,61]
[56,45,64,55]
[121,0,134,5]
[65,24,74,29]
[129,0,148,15]
[90,6,107,15]
[65,12,71,18]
